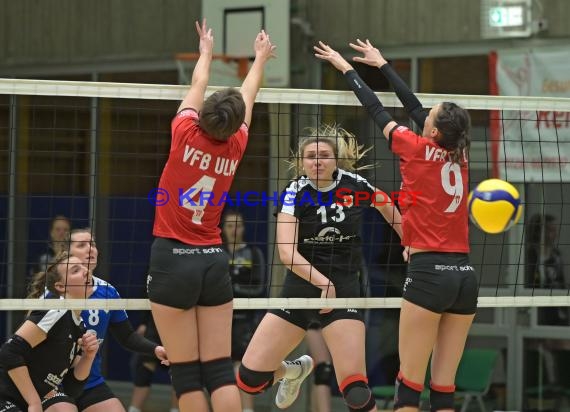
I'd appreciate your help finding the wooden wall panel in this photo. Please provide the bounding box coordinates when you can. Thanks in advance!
[0,0,201,66]
[0,0,569,70]
[308,0,568,49]
[544,0,570,37]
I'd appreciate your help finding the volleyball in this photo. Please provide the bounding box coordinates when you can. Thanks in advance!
[468,179,522,234]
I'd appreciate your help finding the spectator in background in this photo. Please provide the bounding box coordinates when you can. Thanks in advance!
[33,215,71,274]
[525,213,568,325]
[524,213,569,409]
[128,313,178,412]
[221,210,267,412]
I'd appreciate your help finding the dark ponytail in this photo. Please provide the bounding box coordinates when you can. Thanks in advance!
[435,102,471,165]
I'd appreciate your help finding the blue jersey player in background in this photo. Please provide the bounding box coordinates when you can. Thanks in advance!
[45,228,168,412]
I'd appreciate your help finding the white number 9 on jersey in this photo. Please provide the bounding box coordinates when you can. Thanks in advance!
[441,162,463,213]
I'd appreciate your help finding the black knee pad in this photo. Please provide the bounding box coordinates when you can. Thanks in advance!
[314,362,333,386]
[429,382,455,411]
[237,364,274,395]
[170,361,202,397]
[133,362,155,387]
[394,372,424,409]
[340,375,376,412]
[202,358,236,394]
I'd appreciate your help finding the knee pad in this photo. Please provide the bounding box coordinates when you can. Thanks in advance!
[133,362,155,387]
[202,358,236,394]
[170,361,202,397]
[394,371,424,409]
[429,381,455,411]
[339,375,376,412]
[236,364,274,395]
[314,362,333,386]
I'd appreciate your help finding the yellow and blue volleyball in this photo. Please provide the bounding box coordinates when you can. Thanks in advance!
[468,179,522,234]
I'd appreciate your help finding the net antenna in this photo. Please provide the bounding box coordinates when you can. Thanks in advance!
[175,53,250,86]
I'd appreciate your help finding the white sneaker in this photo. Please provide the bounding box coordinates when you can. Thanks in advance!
[275,355,314,409]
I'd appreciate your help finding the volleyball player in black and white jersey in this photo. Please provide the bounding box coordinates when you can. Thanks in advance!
[0,253,99,412]
[237,125,403,412]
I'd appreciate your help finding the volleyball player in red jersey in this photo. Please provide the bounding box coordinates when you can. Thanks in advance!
[147,19,275,412]
[315,40,476,412]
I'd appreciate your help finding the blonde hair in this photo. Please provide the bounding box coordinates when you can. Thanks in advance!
[288,124,373,177]
[27,251,71,299]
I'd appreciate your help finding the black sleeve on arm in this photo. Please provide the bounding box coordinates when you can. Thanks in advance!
[0,335,31,370]
[108,320,157,355]
[139,311,151,326]
[344,70,393,131]
[379,64,427,129]
[62,368,87,398]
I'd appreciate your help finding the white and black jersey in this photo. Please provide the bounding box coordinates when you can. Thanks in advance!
[0,308,85,405]
[278,169,376,283]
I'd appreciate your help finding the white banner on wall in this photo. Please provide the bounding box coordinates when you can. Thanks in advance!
[494,47,570,182]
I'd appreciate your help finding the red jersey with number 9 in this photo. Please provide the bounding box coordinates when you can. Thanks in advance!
[390,125,469,252]
[153,109,248,245]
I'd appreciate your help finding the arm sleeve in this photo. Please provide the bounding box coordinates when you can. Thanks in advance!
[344,70,393,131]
[0,335,31,371]
[139,311,151,326]
[108,320,157,355]
[379,64,427,129]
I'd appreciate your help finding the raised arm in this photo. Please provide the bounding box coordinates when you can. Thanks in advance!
[240,30,276,126]
[178,19,214,113]
[314,41,397,139]
[350,39,427,129]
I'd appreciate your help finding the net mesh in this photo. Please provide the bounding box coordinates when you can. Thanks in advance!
[0,78,569,311]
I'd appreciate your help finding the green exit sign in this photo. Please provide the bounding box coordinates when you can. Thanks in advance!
[489,6,524,27]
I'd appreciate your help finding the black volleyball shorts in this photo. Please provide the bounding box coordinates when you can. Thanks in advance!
[147,237,233,309]
[402,252,478,315]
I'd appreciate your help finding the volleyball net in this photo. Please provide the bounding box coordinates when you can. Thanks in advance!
[0,78,569,311]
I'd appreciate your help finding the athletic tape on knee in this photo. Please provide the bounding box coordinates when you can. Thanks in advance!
[236,364,274,394]
[394,371,424,409]
[202,358,236,394]
[429,381,455,411]
[314,362,333,386]
[339,374,376,412]
[133,363,155,387]
[170,361,202,397]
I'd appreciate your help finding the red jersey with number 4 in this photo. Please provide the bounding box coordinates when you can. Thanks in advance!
[390,125,469,252]
[153,109,248,245]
